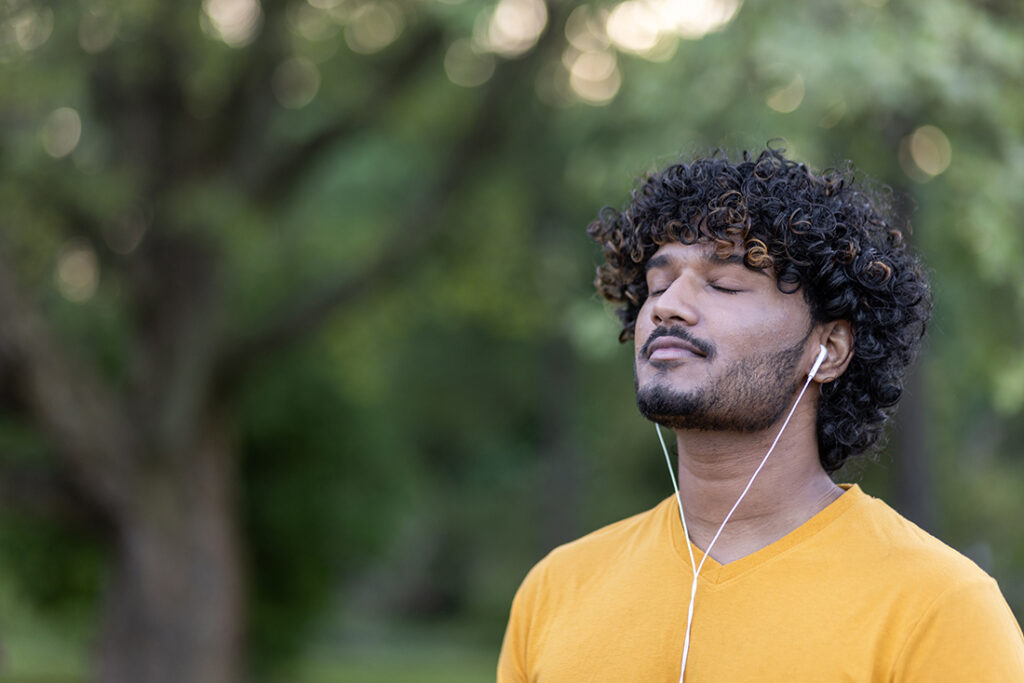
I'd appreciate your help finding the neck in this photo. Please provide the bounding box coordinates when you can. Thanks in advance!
[671,399,843,565]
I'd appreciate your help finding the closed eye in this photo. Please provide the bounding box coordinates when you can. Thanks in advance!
[646,277,671,296]
[709,283,742,294]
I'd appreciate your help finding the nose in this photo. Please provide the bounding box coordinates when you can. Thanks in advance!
[650,276,700,327]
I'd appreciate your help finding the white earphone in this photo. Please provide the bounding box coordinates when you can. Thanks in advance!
[809,344,828,380]
[657,342,829,682]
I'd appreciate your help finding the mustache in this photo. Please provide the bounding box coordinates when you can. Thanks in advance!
[639,326,715,359]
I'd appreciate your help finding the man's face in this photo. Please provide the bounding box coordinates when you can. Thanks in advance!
[634,241,816,432]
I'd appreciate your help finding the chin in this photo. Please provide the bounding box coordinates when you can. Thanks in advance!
[636,383,701,423]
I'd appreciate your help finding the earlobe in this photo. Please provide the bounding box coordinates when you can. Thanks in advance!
[815,320,854,383]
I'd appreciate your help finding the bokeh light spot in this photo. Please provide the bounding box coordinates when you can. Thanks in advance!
[444,39,496,88]
[289,2,339,41]
[599,0,739,61]
[79,10,120,54]
[345,3,403,54]
[55,241,100,303]
[272,57,321,108]
[201,0,263,48]
[908,125,952,178]
[606,1,660,53]
[565,5,609,52]
[647,0,742,40]
[765,74,804,113]
[9,4,53,51]
[41,107,82,159]
[818,100,846,129]
[569,49,621,105]
[483,0,548,57]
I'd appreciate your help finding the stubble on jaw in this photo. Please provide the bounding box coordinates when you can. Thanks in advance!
[635,337,807,433]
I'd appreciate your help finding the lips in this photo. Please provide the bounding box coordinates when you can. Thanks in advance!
[645,336,707,361]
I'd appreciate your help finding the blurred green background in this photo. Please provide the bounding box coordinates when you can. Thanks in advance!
[0,0,1022,680]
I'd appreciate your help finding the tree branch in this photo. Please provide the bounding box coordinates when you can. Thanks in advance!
[0,461,109,531]
[0,243,137,518]
[247,25,445,204]
[218,13,564,387]
[24,179,128,275]
[218,114,489,386]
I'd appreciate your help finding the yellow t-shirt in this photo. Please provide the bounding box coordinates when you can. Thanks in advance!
[498,485,1024,681]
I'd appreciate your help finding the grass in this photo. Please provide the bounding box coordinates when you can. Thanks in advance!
[0,636,496,683]
[294,647,495,683]
[287,616,498,683]
[0,568,498,683]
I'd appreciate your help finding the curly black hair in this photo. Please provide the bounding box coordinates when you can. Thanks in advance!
[587,146,931,473]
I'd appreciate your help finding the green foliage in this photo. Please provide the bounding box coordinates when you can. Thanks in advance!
[0,421,106,618]
[237,341,411,668]
[0,509,105,615]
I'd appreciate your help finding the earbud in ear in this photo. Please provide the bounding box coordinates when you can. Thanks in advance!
[809,344,828,379]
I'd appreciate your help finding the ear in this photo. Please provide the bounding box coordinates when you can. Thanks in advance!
[814,320,853,384]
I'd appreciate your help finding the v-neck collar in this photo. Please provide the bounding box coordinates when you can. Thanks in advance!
[662,483,865,585]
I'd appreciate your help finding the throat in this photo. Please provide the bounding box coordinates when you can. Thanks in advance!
[683,476,844,565]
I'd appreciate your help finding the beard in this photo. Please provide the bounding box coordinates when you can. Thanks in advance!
[635,336,807,433]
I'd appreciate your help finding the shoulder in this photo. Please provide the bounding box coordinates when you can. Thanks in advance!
[511,496,674,604]
[498,498,676,681]
[536,497,674,578]
[886,556,1024,680]
[850,490,991,585]
[843,489,1024,679]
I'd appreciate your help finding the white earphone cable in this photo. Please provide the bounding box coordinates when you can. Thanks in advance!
[657,345,828,682]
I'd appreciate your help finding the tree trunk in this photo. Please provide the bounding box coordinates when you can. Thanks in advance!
[98,418,243,683]
[540,336,582,550]
[894,363,936,532]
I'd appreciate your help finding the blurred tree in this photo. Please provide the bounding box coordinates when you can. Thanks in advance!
[0,0,555,679]
[1,0,1023,681]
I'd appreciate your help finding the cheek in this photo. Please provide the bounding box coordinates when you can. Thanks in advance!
[634,303,654,350]
[734,300,809,346]
[634,329,645,357]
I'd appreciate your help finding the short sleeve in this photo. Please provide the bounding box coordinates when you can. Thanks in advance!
[497,561,548,683]
[497,588,528,682]
[892,577,1024,681]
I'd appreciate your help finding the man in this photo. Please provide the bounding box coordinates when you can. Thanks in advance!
[498,148,1024,681]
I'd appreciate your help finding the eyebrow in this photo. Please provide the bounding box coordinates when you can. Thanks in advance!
[644,254,672,272]
[644,250,747,272]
